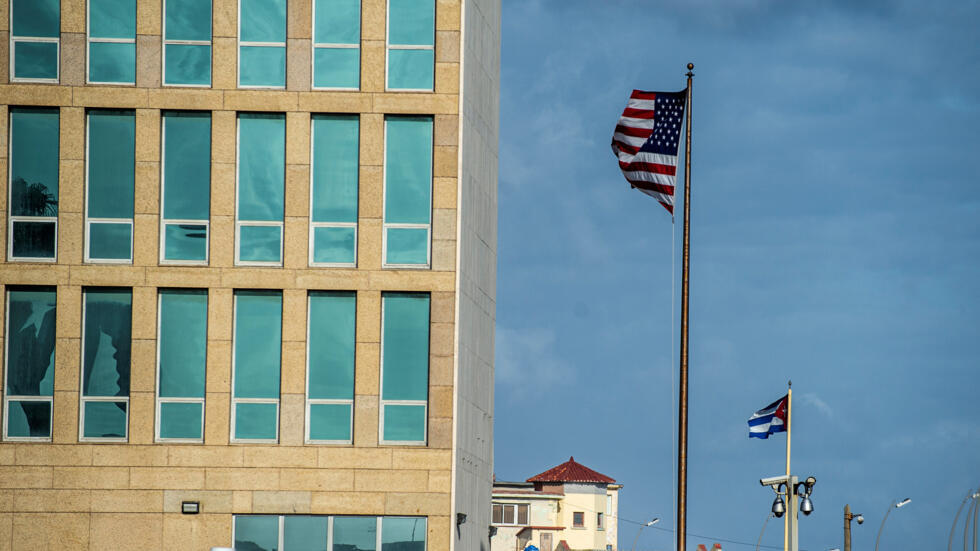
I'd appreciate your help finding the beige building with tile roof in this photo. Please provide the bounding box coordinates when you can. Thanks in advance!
[491,458,622,551]
[0,0,498,548]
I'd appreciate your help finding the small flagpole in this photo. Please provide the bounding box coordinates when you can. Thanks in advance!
[784,380,793,551]
[676,62,694,551]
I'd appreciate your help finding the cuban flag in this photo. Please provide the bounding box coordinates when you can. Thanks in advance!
[748,395,788,439]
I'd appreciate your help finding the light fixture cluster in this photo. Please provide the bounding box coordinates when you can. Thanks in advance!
[761,475,817,518]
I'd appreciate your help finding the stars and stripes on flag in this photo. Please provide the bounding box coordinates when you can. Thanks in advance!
[748,395,788,439]
[611,89,687,213]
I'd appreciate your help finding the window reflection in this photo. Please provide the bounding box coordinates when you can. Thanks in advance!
[4,288,56,439]
[81,289,132,440]
[383,117,432,266]
[9,108,59,261]
[237,114,285,264]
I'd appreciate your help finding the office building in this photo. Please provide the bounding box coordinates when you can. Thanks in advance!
[0,0,498,548]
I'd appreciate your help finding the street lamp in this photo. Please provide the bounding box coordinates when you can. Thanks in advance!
[631,517,660,551]
[949,489,980,551]
[875,498,911,551]
[843,504,864,551]
[755,513,774,551]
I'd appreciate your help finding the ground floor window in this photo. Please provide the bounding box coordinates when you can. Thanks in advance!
[233,515,426,551]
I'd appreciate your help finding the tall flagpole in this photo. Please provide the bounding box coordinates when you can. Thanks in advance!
[676,62,694,551]
[784,381,793,551]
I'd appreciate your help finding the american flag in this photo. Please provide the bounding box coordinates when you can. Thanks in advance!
[611,89,687,213]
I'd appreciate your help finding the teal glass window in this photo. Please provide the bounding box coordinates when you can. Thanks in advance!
[312,0,360,89]
[381,517,426,551]
[383,116,432,267]
[239,0,286,88]
[232,290,282,442]
[10,0,60,81]
[86,110,135,263]
[4,287,56,440]
[235,515,280,551]
[156,289,207,441]
[8,107,59,261]
[306,292,355,442]
[231,515,426,550]
[237,113,285,265]
[386,0,434,90]
[161,111,211,263]
[310,115,358,266]
[88,0,136,84]
[284,516,328,551]
[80,288,132,441]
[380,293,429,444]
[335,517,377,551]
[163,0,212,86]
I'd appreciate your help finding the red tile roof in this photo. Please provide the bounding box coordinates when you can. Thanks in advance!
[526,456,615,484]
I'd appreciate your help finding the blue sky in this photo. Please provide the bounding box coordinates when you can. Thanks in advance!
[491,1,980,550]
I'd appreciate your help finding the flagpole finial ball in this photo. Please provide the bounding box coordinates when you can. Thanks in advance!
[687,63,694,70]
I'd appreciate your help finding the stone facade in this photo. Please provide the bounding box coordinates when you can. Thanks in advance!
[0,0,498,548]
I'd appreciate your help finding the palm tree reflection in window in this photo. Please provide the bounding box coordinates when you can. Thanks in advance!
[11,177,59,258]
[11,178,59,217]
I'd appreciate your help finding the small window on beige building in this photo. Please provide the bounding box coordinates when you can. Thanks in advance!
[597,512,604,530]
[491,503,529,526]
[517,504,529,525]
[573,511,585,528]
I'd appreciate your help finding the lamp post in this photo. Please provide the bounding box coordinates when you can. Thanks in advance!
[631,518,660,551]
[874,498,911,551]
[755,513,774,551]
[843,504,864,551]
[950,490,980,551]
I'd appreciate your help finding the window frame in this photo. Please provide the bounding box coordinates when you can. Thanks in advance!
[384,0,435,92]
[8,0,61,83]
[78,287,132,443]
[381,116,432,269]
[378,292,429,446]
[310,0,361,91]
[2,287,56,442]
[305,291,356,445]
[159,110,212,266]
[85,0,137,86]
[161,0,213,87]
[572,511,585,528]
[597,512,604,530]
[6,107,60,263]
[308,114,359,268]
[491,503,528,526]
[232,515,427,550]
[154,289,208,443]
[235,113,285,266]
[230,290,282,444]
[84,109,135,264]
[237,0,287,89]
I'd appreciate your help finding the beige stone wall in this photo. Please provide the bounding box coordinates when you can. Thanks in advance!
[0,0,465,548]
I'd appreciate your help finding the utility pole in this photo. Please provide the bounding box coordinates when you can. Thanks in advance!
[844,505,863,551]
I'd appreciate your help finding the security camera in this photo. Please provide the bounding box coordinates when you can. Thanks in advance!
[856,515,864,525]
[760,476,789,487]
